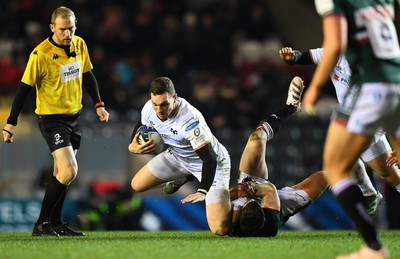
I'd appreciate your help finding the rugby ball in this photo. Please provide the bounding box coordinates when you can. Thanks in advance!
[136,125,165,154]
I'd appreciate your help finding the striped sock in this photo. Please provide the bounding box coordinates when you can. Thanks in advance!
[262,120,275,141]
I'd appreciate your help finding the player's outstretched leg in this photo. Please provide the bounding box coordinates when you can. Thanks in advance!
[238,77,305,179]
[259,76,305,141]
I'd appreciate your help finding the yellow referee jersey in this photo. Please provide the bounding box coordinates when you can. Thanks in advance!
[21,35,93,115]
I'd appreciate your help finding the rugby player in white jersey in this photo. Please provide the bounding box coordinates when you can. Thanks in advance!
[128,77,231,235]
[279,47,400,215]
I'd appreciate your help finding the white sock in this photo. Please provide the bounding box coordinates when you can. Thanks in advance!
[353,159,377,197]
[261,117,276,142]
[261,122,274,141]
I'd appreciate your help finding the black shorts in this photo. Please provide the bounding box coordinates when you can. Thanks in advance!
[38,113,81,152]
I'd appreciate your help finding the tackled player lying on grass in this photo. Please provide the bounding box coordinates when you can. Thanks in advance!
[228,77,387,237]
[228,76,328,237]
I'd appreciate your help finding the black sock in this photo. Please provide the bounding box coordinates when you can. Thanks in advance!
[50,188,67,227]
[333,180,382,250]
[36,176,67,224]
[275,104,297,118]
[259,105,294,140]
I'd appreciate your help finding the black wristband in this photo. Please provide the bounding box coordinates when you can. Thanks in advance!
[197,189,207,195]
[2,128,13,136]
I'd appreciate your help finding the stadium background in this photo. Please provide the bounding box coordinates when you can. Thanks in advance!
[0,0,399,232]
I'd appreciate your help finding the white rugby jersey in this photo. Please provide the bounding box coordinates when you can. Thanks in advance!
[141,97,229,172]
[310,48,351,105]
[311,48,386,137]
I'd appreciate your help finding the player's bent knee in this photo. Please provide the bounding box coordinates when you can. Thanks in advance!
[249,129,267,142]
[57,166,78,184]
[130,179,146,192]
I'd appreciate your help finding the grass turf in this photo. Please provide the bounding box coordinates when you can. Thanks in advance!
[0,230,399,259]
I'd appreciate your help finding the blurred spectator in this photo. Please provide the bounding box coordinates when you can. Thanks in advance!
[0,57,23,93]
[0,0,314,130]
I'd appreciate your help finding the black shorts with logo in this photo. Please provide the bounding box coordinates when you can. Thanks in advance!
[38,112,81,152]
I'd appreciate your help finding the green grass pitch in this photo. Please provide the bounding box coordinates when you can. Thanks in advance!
[0,230,399,259]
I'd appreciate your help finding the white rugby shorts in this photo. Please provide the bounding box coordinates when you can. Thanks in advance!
[148,148,231,204]
[278,187,311,217]
[334,83,400,137]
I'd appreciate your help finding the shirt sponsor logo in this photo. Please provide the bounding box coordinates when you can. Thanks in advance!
[193,128,200,137]
[60,61,82,83]
[333,74,339,81]
[185,121,199,132]
[340,77,349,85]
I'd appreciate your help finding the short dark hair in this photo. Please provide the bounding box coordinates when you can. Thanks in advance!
[238,200,265,237]
[150,77,176,96]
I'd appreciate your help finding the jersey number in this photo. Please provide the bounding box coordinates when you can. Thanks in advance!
[355,5,400,59]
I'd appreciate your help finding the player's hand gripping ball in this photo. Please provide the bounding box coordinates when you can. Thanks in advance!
[137,125,165,154]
